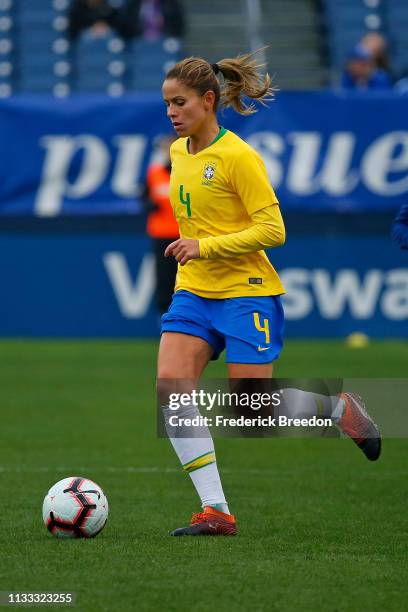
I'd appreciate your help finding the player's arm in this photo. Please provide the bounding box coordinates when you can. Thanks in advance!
[199,204,285,259]
[199,147,284,258]
[164,205,284,265]
[392,201,408,250]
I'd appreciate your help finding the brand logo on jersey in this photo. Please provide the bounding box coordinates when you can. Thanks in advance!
[202,161,217,186]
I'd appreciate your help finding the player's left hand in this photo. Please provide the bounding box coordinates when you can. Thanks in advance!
[164,239,200,265]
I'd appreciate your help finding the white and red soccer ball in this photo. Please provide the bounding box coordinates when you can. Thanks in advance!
[42,477,108,539]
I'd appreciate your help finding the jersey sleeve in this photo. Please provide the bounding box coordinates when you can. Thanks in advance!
[199,204,285,259]
[229,147,278,215]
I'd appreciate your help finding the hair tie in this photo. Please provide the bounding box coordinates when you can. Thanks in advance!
[211,62,220,75]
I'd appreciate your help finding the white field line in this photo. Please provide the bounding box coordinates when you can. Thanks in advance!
[0,466,399,477]
[0,466,317,475]
[0,466,179,474]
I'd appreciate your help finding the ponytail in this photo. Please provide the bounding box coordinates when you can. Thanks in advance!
[165,48,275,115]
[217,49,275,115]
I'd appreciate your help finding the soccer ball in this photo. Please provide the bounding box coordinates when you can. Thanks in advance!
[42,477,108,539]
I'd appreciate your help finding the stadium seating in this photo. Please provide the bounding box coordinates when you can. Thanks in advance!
[1,0,407,94]
[386,1,408,77]
[0,0,182,96]
[186,0,328,90]
[6,0,72,95]
[126,37,181,91]
[74,31,125,95]
[322,0,408,81]
[0,0,16,96]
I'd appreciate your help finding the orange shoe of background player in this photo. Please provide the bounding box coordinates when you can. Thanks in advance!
[170,506,237,536]
[338,392,381,461]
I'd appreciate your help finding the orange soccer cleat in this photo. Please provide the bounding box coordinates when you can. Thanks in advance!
[338,392,381,461]
[170,506,237,536]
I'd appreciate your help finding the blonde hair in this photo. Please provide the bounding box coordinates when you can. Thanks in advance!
[165,49,275,115]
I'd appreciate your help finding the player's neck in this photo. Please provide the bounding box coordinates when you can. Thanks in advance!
[188,120,220,155]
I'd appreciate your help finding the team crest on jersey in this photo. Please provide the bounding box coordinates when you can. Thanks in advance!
[202,161,217,186]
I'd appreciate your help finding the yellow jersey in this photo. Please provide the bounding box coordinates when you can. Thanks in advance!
[169,128,285,299]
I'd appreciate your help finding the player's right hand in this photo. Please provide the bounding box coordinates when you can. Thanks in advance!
[164,239,200,266]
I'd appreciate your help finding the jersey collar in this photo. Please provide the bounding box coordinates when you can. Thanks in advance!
[186,126,227,154]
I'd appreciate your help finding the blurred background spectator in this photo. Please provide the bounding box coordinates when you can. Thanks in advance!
[68,0,184,42]
[360,32,391,75]
[68,0,120,40]
[135,0,185,40]
[340,43,392,90]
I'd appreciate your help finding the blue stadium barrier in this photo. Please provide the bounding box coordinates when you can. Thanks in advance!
[0,92,406,216]
[0,232,405,338]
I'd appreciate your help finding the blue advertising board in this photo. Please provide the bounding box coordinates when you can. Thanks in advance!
[0,92,407,215]
[0,233,406,338]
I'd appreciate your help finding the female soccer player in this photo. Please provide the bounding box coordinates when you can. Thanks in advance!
[158,52,380,537]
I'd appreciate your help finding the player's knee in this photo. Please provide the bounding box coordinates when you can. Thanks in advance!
[156,377,197,409]
[156,377,175,407]
[157,354,205,379]
[157,364,172,379]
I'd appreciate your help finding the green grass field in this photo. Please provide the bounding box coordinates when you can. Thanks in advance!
[0,340,407,611]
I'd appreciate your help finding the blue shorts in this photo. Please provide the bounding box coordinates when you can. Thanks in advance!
[161,290,284,364]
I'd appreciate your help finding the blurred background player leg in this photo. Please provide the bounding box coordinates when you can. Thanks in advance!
[144,135,179,316]
[154,238,178,314]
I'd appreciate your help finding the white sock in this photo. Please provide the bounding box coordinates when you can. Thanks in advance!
[189,463,229,510]
[280,389,345,423]
[162,404,229,513]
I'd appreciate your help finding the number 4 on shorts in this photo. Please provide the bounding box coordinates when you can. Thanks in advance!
[253,312,270,344]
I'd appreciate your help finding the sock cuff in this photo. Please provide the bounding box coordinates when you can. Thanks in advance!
[183,451,216,473]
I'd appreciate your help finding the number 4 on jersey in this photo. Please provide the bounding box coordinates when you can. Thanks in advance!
[179,185,191,217]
